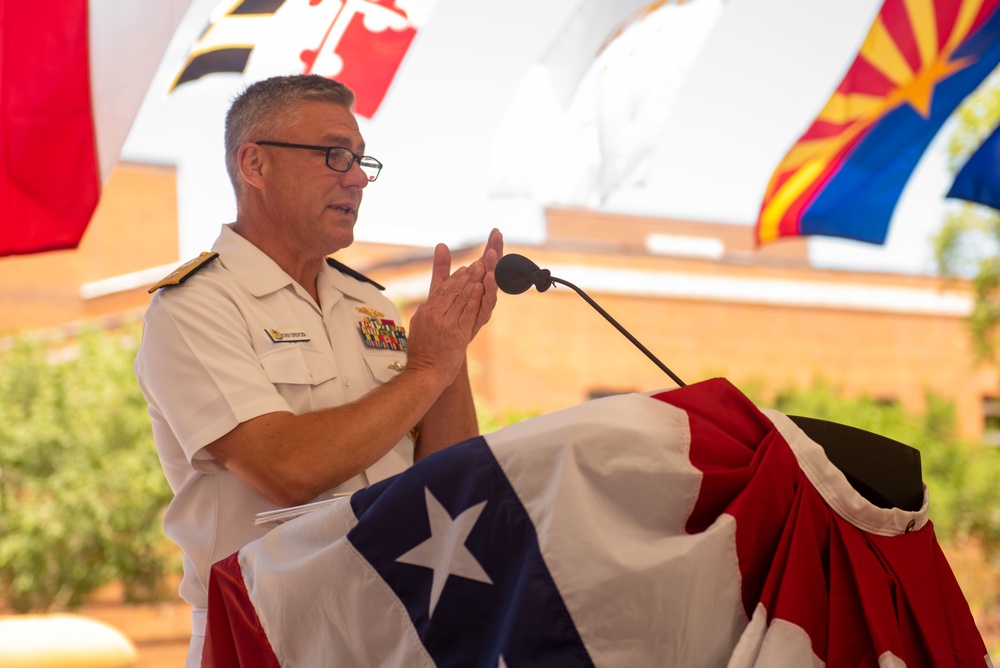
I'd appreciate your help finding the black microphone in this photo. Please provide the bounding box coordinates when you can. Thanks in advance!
[493,253,553,294]
[495,253,686,387]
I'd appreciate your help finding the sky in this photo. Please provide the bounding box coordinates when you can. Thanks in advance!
[122,0,967,275]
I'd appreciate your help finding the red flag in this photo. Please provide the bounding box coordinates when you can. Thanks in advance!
[0,0,96,256]
[0,0,191,256]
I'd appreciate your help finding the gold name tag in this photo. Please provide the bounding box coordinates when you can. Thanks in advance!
[265,328,311,343]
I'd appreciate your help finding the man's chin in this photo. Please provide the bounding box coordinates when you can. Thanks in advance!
[326,224,355,253]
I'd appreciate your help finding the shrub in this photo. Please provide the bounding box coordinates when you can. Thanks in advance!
[0,323,177,612]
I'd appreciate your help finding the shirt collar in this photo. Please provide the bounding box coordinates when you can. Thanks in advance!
[318,257,379,303]
[211,224,374,303]
[212,224,294,297]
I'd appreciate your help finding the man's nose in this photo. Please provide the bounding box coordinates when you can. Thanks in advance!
[343,160,370,188]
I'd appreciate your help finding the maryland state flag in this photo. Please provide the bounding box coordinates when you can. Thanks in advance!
[171,0,429,118]
[756,0,1000,246]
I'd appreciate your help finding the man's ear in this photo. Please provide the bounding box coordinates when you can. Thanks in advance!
[237,143,266,190]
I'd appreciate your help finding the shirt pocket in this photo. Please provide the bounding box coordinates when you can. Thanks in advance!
[259,346,338,386]
[362,350,407,384]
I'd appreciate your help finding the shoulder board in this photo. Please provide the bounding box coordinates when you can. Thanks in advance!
[148,252,219,293]
[326,257,385,291]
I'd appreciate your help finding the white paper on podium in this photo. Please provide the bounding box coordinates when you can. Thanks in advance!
[253,493,354,528]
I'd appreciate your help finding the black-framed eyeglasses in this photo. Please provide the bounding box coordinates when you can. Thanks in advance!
[254,141,382,182]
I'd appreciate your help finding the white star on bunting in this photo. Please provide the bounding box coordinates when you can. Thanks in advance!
[396,487,493,617]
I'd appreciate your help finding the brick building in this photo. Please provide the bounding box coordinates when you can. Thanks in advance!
[3,162,996,441]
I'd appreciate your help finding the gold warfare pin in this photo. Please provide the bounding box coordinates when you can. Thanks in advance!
[355,306,385,318]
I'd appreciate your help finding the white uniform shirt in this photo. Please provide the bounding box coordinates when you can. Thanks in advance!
[135,224,412,610]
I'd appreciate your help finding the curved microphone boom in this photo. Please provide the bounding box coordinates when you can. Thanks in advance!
[495,254,686,387]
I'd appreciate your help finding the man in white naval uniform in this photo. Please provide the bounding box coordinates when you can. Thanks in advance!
[134,74,503,667]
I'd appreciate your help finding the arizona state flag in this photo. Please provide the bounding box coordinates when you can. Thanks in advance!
[756,0,1000,246]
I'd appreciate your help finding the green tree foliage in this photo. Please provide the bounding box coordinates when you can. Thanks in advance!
[933,69,1000,360]
[476,404,538,434]
[0,323,176,613]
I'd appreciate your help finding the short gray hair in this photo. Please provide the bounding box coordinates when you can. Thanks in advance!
[224,75,355,194]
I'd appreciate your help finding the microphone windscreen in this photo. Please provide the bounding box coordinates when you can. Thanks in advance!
[495,254,541,295]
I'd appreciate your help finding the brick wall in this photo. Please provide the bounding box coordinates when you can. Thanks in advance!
[3,164,995,440]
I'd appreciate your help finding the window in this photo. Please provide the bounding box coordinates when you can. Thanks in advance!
[982,397,1000,446]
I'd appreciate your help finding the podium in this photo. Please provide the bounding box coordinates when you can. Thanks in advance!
[202,379,989,667]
